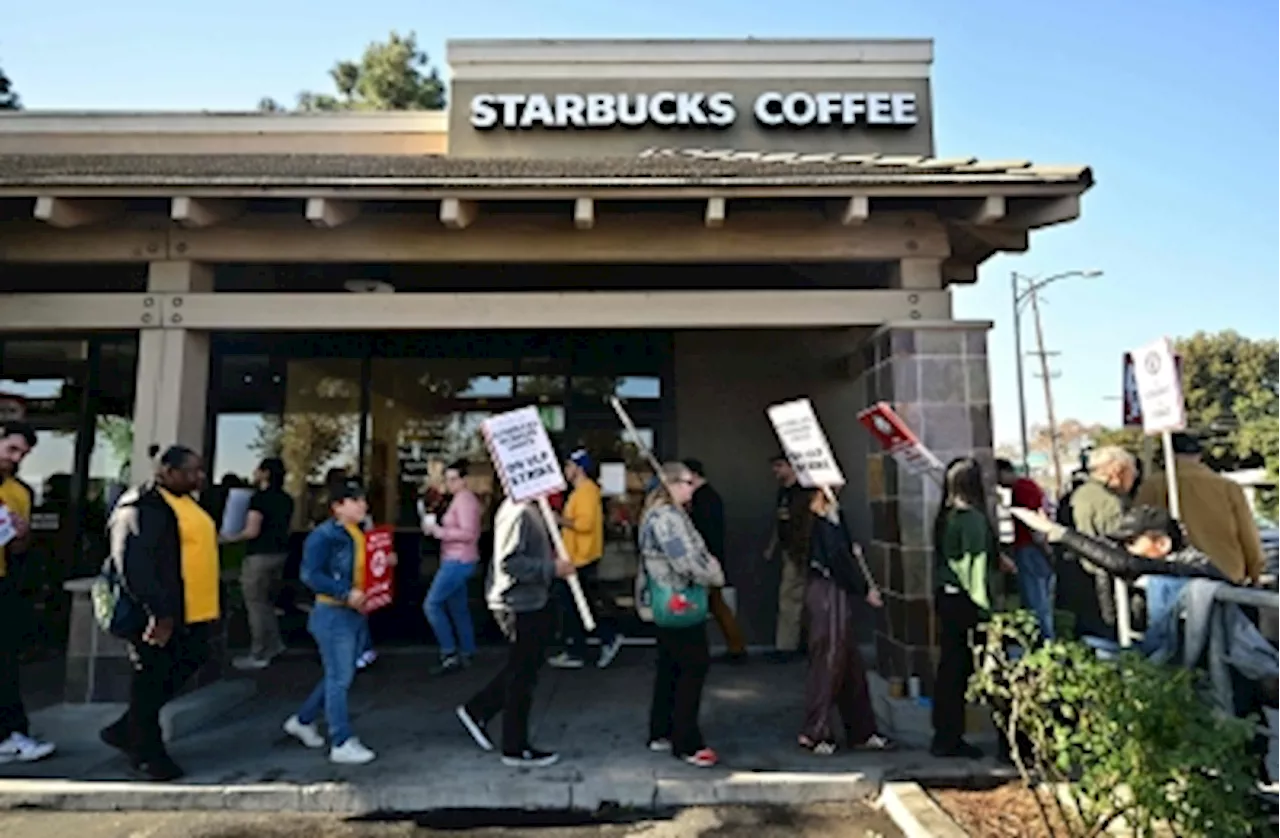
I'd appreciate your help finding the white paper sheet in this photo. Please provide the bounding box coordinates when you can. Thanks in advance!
[219,487,253,539]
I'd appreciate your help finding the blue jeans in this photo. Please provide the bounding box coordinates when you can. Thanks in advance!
[296,603,365,746]
[1139,575,1188,662]
[424,560,477,657]
[1013,544,1056,640]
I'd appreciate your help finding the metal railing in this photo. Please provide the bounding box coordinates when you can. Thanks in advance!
[1203,584,1279,714]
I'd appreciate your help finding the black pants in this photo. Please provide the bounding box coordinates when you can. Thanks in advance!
[556,562,618,657]
[649,623,711,757]
[932,591,981,750]
[109,623,210,761]
[0,579,29,739]
[465,606,555,756]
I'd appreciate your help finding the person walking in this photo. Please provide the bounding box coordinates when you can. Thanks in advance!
[1136,432,1265,584]
[422,460,482,676]
[283,479,384,765]
[683,458,747,664]
[638,462,725,768]
[99,446,220,780]
[763,455,812,663]
[223,457,294,670]
[799,489,893,755]
[930,457,1013,760]
[996,459,1055,640]
[549,450,624,670]
[0,422,56,764]
[455,496,573,768]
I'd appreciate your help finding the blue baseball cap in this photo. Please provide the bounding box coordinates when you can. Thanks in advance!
[568,449,594,473]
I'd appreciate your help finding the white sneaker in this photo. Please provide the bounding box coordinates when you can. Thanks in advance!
[356,650,378,670]
[0,732,56,763]
[233,655,271,671]
[597,635,625,669]
[283,716,325,749]
[547,652,585,670]
[330,737,376,765]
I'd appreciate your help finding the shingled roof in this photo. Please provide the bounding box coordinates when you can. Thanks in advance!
[0,149,1092,189]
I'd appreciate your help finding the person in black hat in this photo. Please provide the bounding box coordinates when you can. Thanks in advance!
[283,479,383,766]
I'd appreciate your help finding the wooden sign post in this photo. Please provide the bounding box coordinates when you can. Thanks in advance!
[481,406,595,632]
[767,398,876,592]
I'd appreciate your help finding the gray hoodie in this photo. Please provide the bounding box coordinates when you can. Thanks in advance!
[485,498,556,615]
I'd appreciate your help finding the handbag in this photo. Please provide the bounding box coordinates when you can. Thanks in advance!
[646,573,708,628]
[91,558,148,639]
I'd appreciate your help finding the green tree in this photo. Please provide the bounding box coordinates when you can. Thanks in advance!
[0,63,20,110]
[259,31,445,112]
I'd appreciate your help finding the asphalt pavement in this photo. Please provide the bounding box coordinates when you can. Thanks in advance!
[0,804,902,837]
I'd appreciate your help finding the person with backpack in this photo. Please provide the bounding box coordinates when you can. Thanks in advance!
[637,462,725,768]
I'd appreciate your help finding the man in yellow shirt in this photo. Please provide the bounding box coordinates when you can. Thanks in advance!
[1136,433,1265,584]
[99,445,220,781]
[0,421,56,764]
[548,450,624,670]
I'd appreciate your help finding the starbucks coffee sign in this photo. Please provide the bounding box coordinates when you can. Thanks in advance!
[469,90,919,131]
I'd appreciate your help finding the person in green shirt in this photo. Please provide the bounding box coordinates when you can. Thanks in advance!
[930,457,1013,759]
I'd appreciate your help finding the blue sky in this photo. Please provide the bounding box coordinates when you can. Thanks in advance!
[4,0,1277,448]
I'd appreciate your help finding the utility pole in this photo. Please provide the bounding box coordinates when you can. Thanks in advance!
[1027,286,1064,492]
[1012,272,1031,470]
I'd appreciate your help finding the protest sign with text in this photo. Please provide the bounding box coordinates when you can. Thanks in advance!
[480,406,594,631]
[362,525,396,613]
[856,402,943,476]
[766,398,845,488]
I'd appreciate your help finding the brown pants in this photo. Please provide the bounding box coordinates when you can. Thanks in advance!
[709,587,746,655]
[802,576,876,745]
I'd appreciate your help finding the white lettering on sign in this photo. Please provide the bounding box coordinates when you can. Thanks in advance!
[470,91,917,130]
[767,398,846,489]
[1130,338,1187,435]
[481,406,568,503]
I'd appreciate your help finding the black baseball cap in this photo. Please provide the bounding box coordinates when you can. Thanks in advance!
[1110,505,1177,543]
[329,479,367,503]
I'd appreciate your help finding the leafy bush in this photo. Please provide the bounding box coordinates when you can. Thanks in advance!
[969,610,1264,837]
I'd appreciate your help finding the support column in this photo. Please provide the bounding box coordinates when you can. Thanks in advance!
[856,320,993,691]
[129,261,213,481]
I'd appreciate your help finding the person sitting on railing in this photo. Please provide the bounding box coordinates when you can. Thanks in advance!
[1011,505,1226,661]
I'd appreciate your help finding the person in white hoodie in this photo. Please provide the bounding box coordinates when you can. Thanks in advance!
[455,496,574,768]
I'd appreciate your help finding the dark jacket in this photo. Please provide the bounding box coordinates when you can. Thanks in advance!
[300,519,360,603]
[808,511,867,598]
[1059,530,1227,582]
[688,483,726,561]
[486,499,556,614]
[108,483,184,623]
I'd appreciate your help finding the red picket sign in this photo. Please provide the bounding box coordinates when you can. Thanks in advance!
[362,525,396,613]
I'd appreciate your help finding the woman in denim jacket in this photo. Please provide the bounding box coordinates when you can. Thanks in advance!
[282,479,391,765]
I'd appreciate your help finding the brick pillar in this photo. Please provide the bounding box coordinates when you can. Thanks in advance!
[857,321,993,692]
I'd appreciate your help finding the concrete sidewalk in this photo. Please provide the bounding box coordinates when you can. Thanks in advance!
[1,649,1003,813]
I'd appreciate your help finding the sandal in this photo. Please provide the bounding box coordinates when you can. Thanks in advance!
[798,735,838,755]
[853,733,896,751]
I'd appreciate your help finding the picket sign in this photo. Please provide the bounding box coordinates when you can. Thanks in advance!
[480,406,595,631]
[856,402,945,478]
[767,398,876,593]
[1113,337,1191,649]
[362,525,396,613]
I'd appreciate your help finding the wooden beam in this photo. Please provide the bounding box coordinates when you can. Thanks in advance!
[1015,195,1080,229]
[32,197,122,228]
[573,198,595,230]
[305,198,361,228]
[705,197,727,228]
[439,198,478,230]
[0,294,159,330]
[170,197,244,229]
[0,211,952,263]
[968,195,1006,225]
[152,289,954,330]
[941,259,978,284]
[841,196,869,226]
[951,222,1028,253]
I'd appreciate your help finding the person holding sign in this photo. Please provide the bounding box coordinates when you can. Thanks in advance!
[456,496,574,768]
[638,462,725,768]
[799,489,893,755]
[284,480,391,766]
[930,458,1015,760]
[0,421,56,765]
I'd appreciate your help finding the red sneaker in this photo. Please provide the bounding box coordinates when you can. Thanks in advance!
[683,747,719,768]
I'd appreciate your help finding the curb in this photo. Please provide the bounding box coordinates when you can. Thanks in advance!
[0,769,882,814]
[879,781,968,838]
